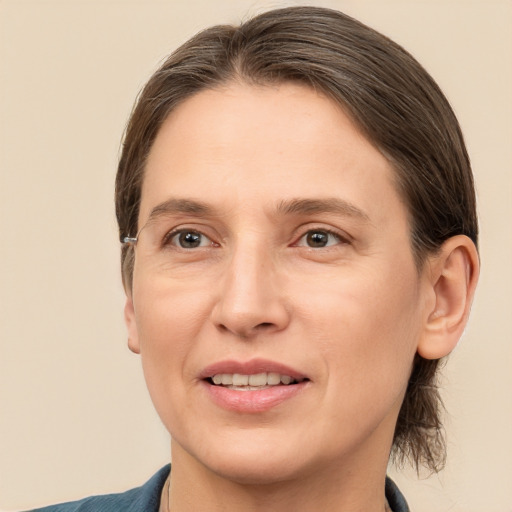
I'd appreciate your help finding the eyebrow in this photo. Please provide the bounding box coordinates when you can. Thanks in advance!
[275,198,370,221]
[144,196,370,224]
[146,198,215,223]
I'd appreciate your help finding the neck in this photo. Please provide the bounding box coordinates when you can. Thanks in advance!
[167,440,392,512]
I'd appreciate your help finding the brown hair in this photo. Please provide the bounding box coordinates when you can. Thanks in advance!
[116,6,478,472]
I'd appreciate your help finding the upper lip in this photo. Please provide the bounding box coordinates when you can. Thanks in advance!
[199,358,308,381]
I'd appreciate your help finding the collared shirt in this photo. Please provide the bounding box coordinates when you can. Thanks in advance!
[29,465,409,512]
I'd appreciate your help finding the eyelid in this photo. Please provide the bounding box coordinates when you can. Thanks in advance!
[292,225,352,247]
[161,226,219,248]
[157,222,351,249]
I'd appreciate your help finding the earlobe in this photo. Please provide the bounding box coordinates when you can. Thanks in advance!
[417,235,479,360]
[124,295,141,354]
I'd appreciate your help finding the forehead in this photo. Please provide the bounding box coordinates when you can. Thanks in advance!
[140,82,405,229]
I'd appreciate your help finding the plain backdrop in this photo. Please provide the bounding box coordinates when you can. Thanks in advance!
[0,0,511,510]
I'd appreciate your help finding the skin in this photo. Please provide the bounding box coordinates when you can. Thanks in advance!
[124,82,479,511]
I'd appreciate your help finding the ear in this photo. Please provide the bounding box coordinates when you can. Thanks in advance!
[124,294,141,354]
[417,235,479,360]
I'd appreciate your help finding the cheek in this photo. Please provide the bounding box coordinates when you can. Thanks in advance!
[133,269,212,348]
[294,263,422,403]
[132,275,213,418]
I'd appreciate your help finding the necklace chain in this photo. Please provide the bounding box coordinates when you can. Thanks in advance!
[167,476,171,512]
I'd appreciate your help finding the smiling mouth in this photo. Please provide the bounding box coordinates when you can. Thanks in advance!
[207,372,308,391]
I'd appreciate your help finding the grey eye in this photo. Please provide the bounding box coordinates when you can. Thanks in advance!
[298,230,341,248]
[170,230,211,249]
[307,231,328,247]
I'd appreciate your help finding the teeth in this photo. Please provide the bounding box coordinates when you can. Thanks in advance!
[280,375,292,385]
[221,374,233,385]
[232,374,249,386]
[248,373,267,386]
[267,372,281,385]
[210,372,301,387]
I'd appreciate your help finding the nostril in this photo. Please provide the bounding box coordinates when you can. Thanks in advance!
[215,321,276,338]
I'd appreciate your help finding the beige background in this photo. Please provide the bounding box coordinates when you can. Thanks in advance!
[0,0,511,510]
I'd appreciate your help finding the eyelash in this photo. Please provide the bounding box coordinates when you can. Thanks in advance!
[294,227,349,248]
[162,226,350,250]
[162,229,217,249]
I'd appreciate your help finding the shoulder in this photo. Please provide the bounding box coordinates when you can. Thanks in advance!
[27,465,170,512]
[385,476,410,512]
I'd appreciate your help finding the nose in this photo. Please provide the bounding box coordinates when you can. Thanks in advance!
[210,243,291,339]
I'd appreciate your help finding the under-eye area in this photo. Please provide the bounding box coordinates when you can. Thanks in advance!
[207,372,309,390]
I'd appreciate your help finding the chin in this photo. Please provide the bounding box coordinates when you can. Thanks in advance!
[204,453,309,486]
[176,428,315,485]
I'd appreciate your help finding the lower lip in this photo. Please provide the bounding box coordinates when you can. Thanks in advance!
[202,381,309,413]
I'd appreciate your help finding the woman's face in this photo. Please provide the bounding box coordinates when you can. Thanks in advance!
[125,82,434,483]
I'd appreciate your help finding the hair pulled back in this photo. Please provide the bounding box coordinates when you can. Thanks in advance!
[116,6,478,472]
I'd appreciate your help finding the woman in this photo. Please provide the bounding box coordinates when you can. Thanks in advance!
[29,6,479,511]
